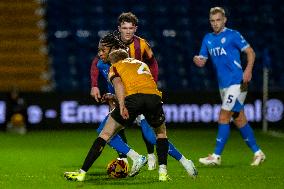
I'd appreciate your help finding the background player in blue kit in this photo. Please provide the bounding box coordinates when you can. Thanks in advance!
[193,7,265,166]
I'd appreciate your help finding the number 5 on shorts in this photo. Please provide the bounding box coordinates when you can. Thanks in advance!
[227,95,234,103]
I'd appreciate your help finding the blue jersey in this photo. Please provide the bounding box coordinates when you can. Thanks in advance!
[199,28,250,89]
[97,59,115,93]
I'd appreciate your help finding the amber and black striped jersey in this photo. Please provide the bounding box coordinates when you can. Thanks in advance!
[126,35,158,82]
[108,58,162,97]
[91,35,158,88]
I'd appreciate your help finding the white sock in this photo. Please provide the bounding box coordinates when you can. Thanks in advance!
[159,164,167,174]
[179,155,188,166]
[79,169,86,174]
[212,153,221,158]
[148,153,155,159]
[254,150,262,156]
[139,114,145,120]
[126,149,140,161]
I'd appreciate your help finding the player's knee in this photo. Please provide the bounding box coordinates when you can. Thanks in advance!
[99,131,112,141]
[232,112,240,119]
[218,114,230,123]
[154,123,166,136]
[218,109,233,123]
[156,133,167,139]
[233,112,247,128]
[148,115,165,128]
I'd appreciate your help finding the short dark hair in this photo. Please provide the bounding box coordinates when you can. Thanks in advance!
[117,12,138,26]
[109,49,129,64]
[100,31,127,50]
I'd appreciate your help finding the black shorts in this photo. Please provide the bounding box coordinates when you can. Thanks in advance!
[110,93,165,128]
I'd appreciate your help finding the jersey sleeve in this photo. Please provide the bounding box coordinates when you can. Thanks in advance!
[108,66,120,84]
[142,40,159,82]
[233,31,250,52]
[199,36,209,59]
[90,56,100,87]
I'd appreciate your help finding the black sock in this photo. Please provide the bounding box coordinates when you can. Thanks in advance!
[117,129,128,158]
[81,137,106,172]
[156,138,168,165]
[142,131,155,154]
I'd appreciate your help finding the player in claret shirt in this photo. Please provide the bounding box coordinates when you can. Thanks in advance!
[91,12,158,170]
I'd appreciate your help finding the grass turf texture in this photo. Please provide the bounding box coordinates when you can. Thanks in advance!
[0,128,283,189]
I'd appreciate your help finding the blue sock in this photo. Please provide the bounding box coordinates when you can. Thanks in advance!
[239,123,260,153]
[108,134,131,155]
[96,115,130,155]
[140,119,157,145]
[168,141,183,160]
[214,124,230,155]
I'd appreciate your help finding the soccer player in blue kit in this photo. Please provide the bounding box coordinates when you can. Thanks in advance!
[64,32,197,182]
[193,7,265,166]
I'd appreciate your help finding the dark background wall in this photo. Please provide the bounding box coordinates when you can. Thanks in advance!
[45,0,284,92]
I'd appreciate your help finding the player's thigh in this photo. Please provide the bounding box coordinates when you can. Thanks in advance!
[110,95,140,127]
[143,95,165,128]
[99,116,123,141]
[153,122,167,138]
[220,85,247,112]
[233,110,247,128]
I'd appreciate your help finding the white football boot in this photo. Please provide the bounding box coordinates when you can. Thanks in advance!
[183,159,198,178]
[251,150,266,166]
[129,155,147,177]
[199,154,221,166]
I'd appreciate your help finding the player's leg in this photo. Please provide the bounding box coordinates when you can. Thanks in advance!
[199,85,240,166]
[64,116,123,181]
[139,115,184,161]
[199,110,231,165]
[168,141,198,178]
[153,122,170,181]
[139,113,197,177]
[137,114,156,170]
[117,129,128,162]
[144,95,170,181]
[97,115,142,165]
[233,110,265,166]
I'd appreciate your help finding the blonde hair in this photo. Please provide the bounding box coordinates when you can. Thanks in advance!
[210,7,226,17]
[109,49,129,64]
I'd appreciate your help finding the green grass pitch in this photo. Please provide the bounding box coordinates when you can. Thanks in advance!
[0,127,283,189]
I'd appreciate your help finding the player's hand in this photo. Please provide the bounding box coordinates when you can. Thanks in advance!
[120,105,129,119]
[101,93,115,102]
[101,93,117,109]
[90,87,101,102]
[193,56,206,67]
[243,68,252,83]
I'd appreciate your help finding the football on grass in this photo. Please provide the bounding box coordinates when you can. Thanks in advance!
[107,159,129,178]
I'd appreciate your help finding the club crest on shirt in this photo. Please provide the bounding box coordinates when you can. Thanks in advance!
[221,37,226,44]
